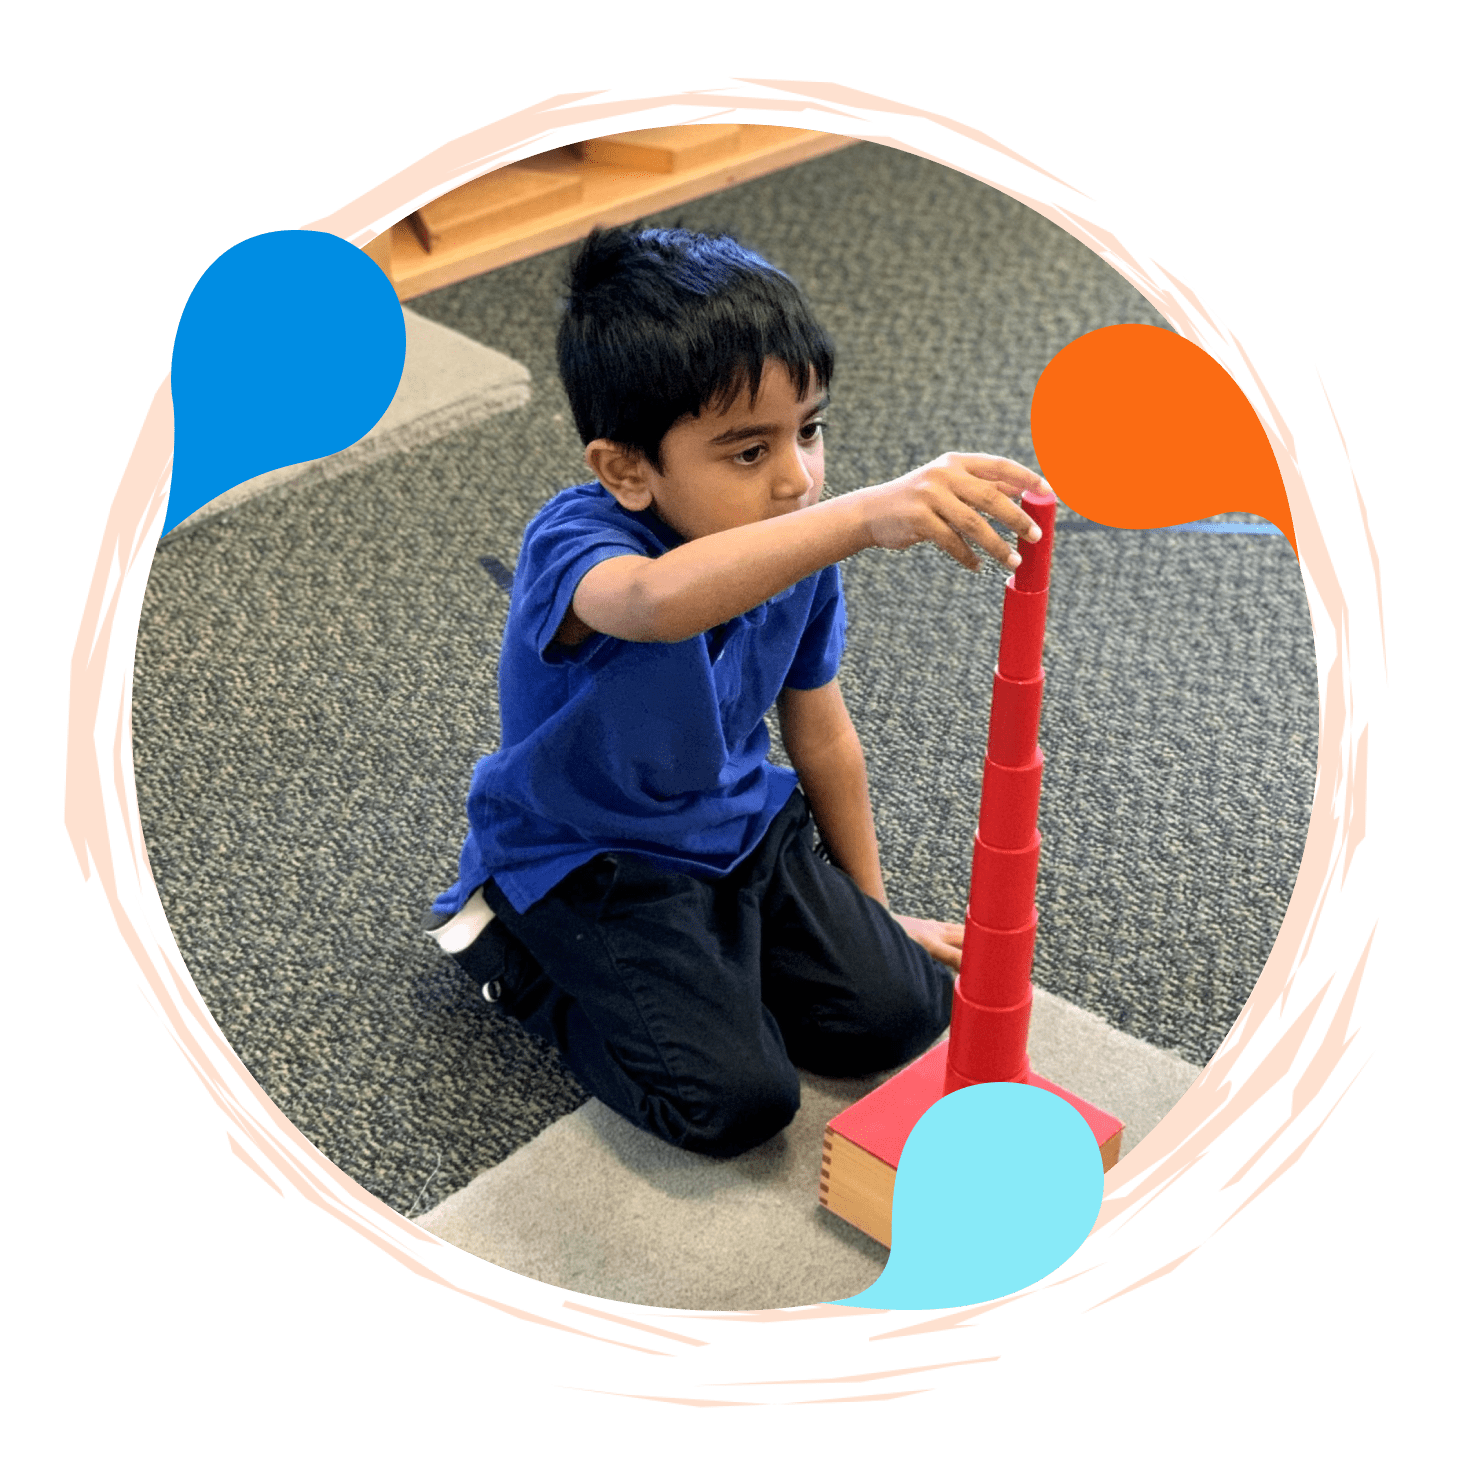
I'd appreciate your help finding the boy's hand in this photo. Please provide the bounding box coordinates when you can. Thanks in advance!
[855,453,1050,573]
[894,914,965,972]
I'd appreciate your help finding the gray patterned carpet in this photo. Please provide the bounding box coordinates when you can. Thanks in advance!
[132,143,1317,1219]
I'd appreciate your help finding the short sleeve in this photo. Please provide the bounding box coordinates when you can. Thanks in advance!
[516,497,651,664]
[782,565,848,690]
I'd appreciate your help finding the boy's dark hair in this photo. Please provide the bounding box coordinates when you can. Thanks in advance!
[556,224,835,472]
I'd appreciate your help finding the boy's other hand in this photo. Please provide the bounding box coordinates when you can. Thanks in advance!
[894,914,965,972]
[856,452,1051,573]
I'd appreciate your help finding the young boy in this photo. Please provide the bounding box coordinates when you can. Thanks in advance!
[426,224,1049,1159]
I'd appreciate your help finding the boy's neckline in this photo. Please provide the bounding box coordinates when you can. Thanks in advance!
[592,480,686,551]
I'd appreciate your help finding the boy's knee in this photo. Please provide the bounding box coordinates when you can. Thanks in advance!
[799,959,953,1078]
[666,1065,801,1159]
[879,965,954,1055]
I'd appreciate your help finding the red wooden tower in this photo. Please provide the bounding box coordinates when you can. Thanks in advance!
[819,491,1124,1249]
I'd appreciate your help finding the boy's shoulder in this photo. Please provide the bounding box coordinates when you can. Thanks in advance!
[510,482,684,638]
[519,480,682,567]
[527,481,668,542]
[531,478,612,523]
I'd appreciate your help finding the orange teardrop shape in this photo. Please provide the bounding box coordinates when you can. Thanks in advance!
[1031,324,1295,554]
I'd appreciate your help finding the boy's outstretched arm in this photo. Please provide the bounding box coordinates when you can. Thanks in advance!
[564,454,1049,647]
[778,679,964,972]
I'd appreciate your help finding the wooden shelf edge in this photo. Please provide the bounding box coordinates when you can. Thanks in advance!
[388,129,857,300]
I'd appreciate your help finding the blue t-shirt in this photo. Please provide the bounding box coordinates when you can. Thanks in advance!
[435,481,848,915]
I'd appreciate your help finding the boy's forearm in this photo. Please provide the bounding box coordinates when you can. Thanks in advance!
[581,494,873,644]
[792,726,888,908]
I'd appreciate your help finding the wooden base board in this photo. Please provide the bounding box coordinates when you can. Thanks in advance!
[819,1040,1124,1249]
[382,125,856,300]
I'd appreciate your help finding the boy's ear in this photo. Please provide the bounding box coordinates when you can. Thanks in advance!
[585,440,654,511]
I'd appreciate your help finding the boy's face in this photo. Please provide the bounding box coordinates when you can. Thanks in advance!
[596,359,828,542]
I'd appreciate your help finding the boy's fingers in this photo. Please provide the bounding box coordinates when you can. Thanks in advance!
[944,498,1019,570]
[976,518,1021,571]
[978,483,1041,541]
[929,514,982,572]
[955,462,1050,539]
[899,916,965,969]
[941,471,1041,542]
[958,454,1052,496]
[926,920,965,969]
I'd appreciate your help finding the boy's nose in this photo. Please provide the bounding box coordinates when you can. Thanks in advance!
[772,444,815,500]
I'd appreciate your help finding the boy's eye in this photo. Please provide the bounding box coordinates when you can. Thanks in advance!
[733,420,825,466]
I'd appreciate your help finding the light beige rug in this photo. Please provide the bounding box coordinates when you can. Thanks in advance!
[173,306,531,532]
[416,987,1200,1311]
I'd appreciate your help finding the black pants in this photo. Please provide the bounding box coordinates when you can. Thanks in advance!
[477,790,954,1158]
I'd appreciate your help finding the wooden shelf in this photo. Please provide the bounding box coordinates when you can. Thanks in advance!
[576,123,746,173]
[372,125,856,301]
[410,166,584,254]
